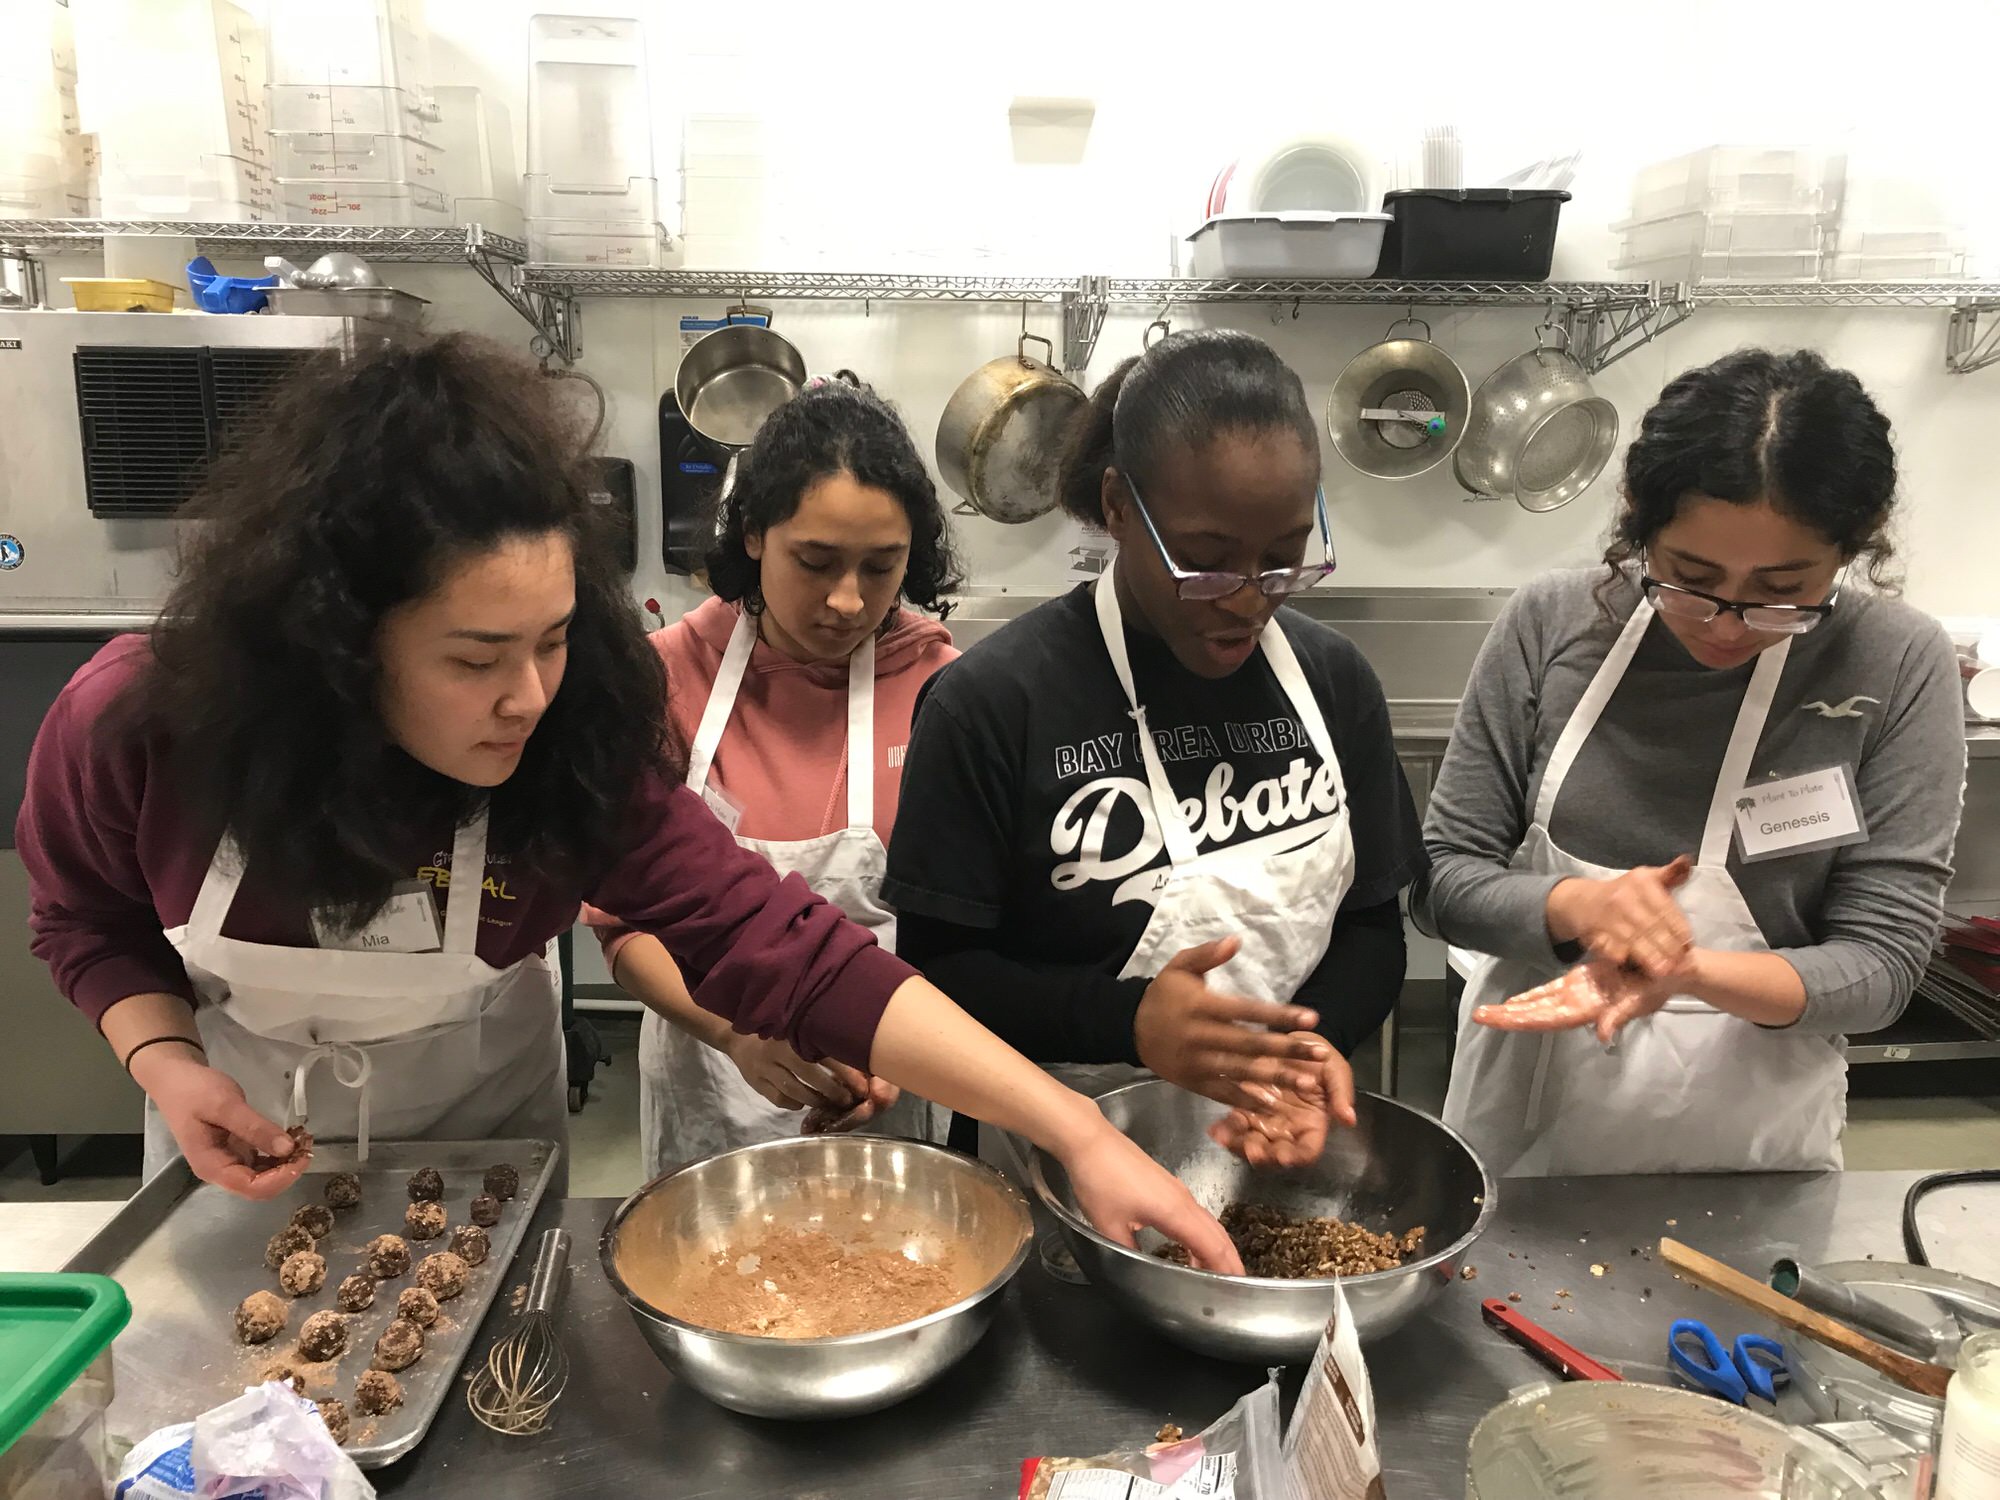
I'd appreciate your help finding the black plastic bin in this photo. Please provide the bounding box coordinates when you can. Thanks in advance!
[1376,188,1571,281]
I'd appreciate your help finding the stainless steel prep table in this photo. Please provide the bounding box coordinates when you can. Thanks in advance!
[356,1170,1998,1499]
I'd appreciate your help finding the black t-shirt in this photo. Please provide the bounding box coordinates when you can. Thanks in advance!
[883,585,1426,1023]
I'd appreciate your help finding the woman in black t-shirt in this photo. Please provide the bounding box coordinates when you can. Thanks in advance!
[883,330,1426,1164]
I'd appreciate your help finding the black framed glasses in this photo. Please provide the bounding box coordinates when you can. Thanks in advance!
[1124,479,1337,602]
[1640,570,1843,637]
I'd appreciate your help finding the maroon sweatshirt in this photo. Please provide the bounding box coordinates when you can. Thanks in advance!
[15,636,911,1067]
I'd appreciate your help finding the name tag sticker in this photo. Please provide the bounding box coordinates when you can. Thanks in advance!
[1733,765,1868,863]
[311,880,443,953]
[700,782,743,836]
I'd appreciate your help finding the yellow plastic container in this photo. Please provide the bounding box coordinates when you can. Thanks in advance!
[61,277,177,312]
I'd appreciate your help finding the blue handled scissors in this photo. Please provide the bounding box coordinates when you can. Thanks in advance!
[1668,1319,1788,1406]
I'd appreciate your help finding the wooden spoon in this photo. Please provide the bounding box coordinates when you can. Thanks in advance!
[1660,1238,1953,1400]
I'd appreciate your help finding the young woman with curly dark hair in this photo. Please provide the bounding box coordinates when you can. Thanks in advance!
[586,378,969,1172]
[14,334,1240,1270]
[1419,348,1967,1177]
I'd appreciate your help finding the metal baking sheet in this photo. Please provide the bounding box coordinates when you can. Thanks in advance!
[64,1138,557,1469]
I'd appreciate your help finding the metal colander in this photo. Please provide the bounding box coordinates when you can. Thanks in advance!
[1454,325,1619,512]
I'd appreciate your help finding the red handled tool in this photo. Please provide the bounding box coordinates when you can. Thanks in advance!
[1482,1298,1624,1383]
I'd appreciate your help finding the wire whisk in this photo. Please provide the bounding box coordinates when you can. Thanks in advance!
[468,1227,572,1435]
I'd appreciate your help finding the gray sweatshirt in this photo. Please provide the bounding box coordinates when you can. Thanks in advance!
[1414,566,1965,1035]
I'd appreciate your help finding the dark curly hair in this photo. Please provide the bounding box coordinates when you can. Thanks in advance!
[1605,348,1899,600]
[1058,328,1318,525]
[119,332,674,931]
[705,379,963,621]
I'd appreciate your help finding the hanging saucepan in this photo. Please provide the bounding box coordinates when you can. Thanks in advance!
[1326,316,1471,481]
[935,332,1086,524]
[1453,324,1619,513]
[674,312,808,497]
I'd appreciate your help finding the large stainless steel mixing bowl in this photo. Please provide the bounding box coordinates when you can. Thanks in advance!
[601,1135,1032,1419]
[1026,1081,1494,1362]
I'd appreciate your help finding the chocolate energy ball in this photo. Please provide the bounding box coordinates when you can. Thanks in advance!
[297,1310,349,1363]
[234,1290,287,1345]
[404,1201,446,1241]
[290,1203,335,1241]
[336,1274,376,1312]
[415,1251,468,1301]
[323,1171,363,1210]
[259,1362,304,1395]
[406,1167,444,1203]
[252,1124,313,1174]
[447,1224,489,1267]
[395,1287,439,1328]
[366,1234,411,1278]
[278,1250,327,1298]
[354,1368,404,1416]
[482,1163,519,1201]
[371,1317,424,1372]
[469,1194,501,1228]
[315,1396,350,1445]
[265,1225,314,1271]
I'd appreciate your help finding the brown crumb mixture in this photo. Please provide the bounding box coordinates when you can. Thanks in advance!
[1157,1204,1426,1279]
[1156,1423,1184,1444]
[667,1228,962,1338]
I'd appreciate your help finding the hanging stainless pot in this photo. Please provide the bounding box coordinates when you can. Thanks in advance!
[1453,324,1619,513]
[674,315,808,498]
[1326,316,1471,481]
[935,333,1086,524]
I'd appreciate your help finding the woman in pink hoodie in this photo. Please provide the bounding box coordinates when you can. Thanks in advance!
[590,380,962,1171]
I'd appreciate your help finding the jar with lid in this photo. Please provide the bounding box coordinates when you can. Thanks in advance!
[1937,1331,2000,1500]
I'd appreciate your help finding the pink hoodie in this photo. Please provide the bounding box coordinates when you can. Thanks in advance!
[588,595,957,965]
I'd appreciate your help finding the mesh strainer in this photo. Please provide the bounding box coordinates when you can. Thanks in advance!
[1454,324,1619,513]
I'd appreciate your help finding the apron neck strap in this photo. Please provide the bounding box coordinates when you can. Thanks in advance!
[686,606,877,832]
[1093,575,1337,870]
[1700,634,1792,865]
[845,632,875,832]
[1534,596,1656,830]
[685,608,759,797]
[441,810,488,954]
[186,836,246,943]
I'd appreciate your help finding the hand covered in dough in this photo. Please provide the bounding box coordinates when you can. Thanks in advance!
[1473,957,1687,1045]
[1207,1038,1358,1169]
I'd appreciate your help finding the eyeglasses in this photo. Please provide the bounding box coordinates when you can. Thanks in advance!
[1640,570,1843,637]
[1124,479,1337,602]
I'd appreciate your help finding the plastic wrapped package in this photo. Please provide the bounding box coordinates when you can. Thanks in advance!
[114,1382,375,1500]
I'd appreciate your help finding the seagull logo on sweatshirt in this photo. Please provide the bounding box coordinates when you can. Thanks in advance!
[1801,696,1880,719]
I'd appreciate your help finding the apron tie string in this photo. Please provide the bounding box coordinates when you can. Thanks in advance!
[291,1041,373,1163]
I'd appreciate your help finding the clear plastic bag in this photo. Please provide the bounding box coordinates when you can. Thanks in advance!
[1019,1376,1287,1500]
[114,1382,375,1500]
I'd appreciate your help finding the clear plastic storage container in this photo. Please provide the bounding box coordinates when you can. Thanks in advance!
[77,0,270,222]
[1629,145,1846,221]
[270,129,442,185]
[432,85,523,237]
[527,14,655,202]
[1825,226,1968,281]
[279,177,449,225]
[0,1274,131,1500]
[269,0,431,97]
[267,81,439,138]
[527,215,668,268]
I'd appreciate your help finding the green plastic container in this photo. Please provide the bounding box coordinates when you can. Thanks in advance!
[0,1273,131,1499]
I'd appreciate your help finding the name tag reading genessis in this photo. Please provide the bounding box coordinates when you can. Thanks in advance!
[1733,765,1869,864]
[310,880,444,953]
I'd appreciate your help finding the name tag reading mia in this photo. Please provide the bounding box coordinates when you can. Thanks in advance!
[1733,765,1868,864]
[310,880,444,953]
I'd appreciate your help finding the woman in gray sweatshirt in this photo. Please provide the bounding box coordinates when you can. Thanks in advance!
[1417,349,1965,1176]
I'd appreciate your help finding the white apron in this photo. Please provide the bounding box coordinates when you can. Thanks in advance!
[1061,577,1358,1098]
[144,811,568,1183]
[639,611,947,1172]
[1441,599,1846,1177]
